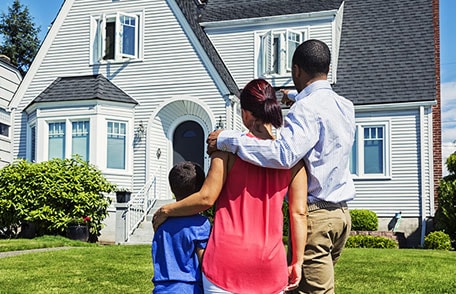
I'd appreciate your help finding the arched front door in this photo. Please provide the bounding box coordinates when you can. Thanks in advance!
[173,121,205,169]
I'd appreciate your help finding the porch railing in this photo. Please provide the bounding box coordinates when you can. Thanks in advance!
[125,177,157,241]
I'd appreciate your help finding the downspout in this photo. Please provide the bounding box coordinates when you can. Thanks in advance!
[419,106,428,247]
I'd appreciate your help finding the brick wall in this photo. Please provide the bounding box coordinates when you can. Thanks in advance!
[432,0,441,209]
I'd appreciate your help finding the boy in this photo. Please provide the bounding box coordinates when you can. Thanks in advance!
[152,161,211,294]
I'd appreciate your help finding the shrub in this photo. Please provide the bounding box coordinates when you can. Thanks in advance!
[424,231,452,250]
[350,209,378,231]
[0,157,116,240]
[345,235,398,249]
[435,152,456,247]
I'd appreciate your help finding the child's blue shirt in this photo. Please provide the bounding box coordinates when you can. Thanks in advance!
[152,214,211,293]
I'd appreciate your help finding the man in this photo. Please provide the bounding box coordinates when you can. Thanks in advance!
[207,39,355,293]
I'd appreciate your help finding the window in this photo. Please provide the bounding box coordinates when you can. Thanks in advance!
[107,121,126,169]
[92,12,141,63]
[30,126,36,162]
[48,122,66,160]
[0,122,9,137]
[259,29,304,76]
[72,121,90,161]
[349,121,390,178]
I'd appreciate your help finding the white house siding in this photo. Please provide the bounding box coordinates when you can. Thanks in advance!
[206,31,255,89]
[350,107,433,222]
[0,60,21,168]
[204,17,335,89]
[0,109,12,167]
[11,0,232,199]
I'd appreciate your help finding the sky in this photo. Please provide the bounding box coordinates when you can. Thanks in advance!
[1,0,455,144]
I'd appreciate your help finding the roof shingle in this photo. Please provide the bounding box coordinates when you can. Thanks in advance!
[29,74,137,106]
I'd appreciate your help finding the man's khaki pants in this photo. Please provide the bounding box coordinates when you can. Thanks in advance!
[289,201,351,294]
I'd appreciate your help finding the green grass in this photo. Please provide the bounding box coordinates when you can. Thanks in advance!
[335,248,456,293]
[0,239,152,293]
[1,238,455,293]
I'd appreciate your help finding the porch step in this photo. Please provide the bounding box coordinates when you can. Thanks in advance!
[127,199,175,244]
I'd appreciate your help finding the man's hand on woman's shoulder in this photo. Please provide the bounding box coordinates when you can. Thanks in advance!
[206,129,223,155]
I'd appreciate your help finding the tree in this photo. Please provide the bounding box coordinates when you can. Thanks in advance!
[435,152,456,247]
[0,0,40,76]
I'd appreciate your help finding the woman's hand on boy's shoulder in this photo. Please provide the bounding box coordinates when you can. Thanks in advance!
[152,206,168,231]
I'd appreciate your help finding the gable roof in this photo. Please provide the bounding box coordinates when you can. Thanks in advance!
[198,0,437,106]
[175,0,240,97]
[25,74,137,110]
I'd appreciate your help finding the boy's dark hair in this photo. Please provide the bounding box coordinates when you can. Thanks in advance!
[292,39,331,77]
[168,161,205,201]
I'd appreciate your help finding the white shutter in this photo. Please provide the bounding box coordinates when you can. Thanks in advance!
[100,14,106,61]
[261,30,273,75]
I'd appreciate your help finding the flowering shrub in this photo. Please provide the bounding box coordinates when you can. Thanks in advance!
[67,216,92,226]
[0,157,116,240]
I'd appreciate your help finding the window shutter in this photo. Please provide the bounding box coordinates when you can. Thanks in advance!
[261,30,273,75]
[100,14,106,61]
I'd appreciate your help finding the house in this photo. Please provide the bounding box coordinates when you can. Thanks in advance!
[10,0,440,247]
[0,55,22,168]
[197,0,440,247]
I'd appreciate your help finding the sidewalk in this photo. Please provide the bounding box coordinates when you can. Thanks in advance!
[0,247,73,258]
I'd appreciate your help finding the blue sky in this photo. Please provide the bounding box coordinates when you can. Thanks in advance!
[1,0,456,143]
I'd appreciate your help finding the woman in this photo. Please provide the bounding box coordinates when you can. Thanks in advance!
[153,79,307,294]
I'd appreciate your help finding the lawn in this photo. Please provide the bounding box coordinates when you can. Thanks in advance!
[335,248,456,293]
[1,237,455,293]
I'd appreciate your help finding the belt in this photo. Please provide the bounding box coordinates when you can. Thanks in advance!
[307,200,348,212]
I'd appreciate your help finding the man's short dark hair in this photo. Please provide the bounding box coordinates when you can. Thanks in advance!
[168,161,205,201]
[292,39,331,76]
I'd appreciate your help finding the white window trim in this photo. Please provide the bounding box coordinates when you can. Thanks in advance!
[103,118,133,174]
[351,119,391,179]
[45,119,92,160]
[90,9,144,65]
[255,28,308,78]
[0,121,10,139]
[47,120,67,160]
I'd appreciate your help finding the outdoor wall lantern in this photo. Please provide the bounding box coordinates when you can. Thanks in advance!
[135,121,146,138]
[215,116,224,130]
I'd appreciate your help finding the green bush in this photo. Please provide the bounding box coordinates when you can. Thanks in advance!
[424,231,452,250]
[350,209,378,231]
[346,235,398,249]
[435,152,456,247]
[0,157,116,240]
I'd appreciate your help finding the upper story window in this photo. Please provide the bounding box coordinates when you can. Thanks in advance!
[350,120,391,178]
[91,11,142,63]
[258,29,305,77]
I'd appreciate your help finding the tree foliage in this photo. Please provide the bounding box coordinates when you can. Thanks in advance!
[0,0,40,76]
[435,152,456,247]
[0,157,116,240]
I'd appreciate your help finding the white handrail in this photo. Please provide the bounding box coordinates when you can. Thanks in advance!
[125,177,157,241]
